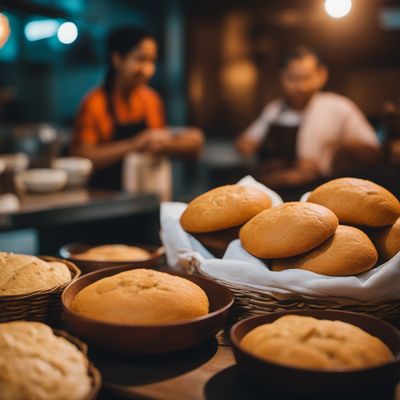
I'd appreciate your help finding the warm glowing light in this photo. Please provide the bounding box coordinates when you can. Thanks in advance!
[24,20,59,41]
[57,22,78,44]
[324,0,352,19]
[0,13,10,48]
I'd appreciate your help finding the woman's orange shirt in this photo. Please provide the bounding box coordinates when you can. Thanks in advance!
[73,85,165,146]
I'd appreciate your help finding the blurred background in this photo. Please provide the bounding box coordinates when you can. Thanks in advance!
[0,0,399,196]
[0,0,399,254]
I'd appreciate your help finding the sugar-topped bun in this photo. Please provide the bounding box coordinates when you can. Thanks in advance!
[0,252,71,296]
[0,321,92,400]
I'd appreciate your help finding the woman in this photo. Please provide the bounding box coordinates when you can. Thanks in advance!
[72,26,203,189]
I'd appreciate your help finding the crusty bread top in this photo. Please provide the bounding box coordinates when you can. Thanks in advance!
[71,269,209,325]
[271,225,378,276]
[74,244,151,261]
[0,252,71,296]
[239,202,338,259]
[308,178,400,227]
[0,321,91,400]
[241,315,393,371]
[370,217,400,261]
[180,185,272,233]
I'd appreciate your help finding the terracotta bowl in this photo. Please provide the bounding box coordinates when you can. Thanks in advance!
[62,265,234,355]
[230,310,400,400]
[59,242,165,274]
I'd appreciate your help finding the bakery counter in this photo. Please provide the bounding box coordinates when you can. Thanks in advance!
[0,189,160,254]
[87,334,400,400]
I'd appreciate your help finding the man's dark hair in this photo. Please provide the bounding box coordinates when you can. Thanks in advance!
[280,46,323,70]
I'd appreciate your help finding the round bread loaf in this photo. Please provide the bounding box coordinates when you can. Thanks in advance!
[74,244,151,261]
[0,321,92,400]
[71,269,209,325]
[271,225,378,276]
[180,185,272,233]
[241,315,394,371]
[239,202,338,259]
[308,178,400,227]
[0,252,71,296]
[370,218,400,262]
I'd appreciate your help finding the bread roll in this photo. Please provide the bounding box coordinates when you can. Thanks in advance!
[308,178,400,227]
[74,244,151,261]
[0,253,71,296]
[239,202,338,259]
[271,225,378,276]
[180,185,272,233]
[71,269,209,325]
[0,321,92,400]
[241,315,393,371]
[370,218,400,261]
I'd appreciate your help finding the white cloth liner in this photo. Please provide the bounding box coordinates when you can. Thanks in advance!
[160,176,400,305]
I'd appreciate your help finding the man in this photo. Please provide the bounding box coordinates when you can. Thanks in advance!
[236,46,381,188]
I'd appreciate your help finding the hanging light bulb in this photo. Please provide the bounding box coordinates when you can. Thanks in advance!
[324,0,352,19]
[57,22,78,44]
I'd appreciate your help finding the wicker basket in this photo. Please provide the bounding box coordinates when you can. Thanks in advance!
[0,256,81,324]
[51,329,101,399]
[181,256,400,328]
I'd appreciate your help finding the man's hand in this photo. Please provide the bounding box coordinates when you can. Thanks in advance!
[235,135,260,157]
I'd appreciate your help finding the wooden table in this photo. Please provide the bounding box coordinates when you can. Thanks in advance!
[92,332,270,400]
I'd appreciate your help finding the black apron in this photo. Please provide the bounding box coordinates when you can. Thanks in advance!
[258,123,299,162]
[90,120,148,190]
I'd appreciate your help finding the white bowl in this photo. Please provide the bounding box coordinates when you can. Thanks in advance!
[0,153,29,173]
[51,157,93,187]
[16,169,68,193]
[0,193,20,213]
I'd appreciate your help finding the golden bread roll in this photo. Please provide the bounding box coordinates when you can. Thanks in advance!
[271,225,378,276]
[71,269,209,325]
[0,252,71,296]
[370,218,400,261]
[241,315,393,371]
[74,244,151,261]
[180,185,272,233]
[239,202,338,259]
[0,321,92,400]
[308,178,400,227]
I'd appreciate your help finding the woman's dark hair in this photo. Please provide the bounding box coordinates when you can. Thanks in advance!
[103,26,153,122]
[279,46,323,70]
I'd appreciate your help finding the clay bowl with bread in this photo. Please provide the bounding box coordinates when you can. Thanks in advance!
[231,310,400,400]
[62,265,234,355]
[60,242,165,274]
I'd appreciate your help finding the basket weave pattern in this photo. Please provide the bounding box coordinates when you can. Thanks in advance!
[179,254,400,327]
[49,329,101,400]
[0,257,81,324]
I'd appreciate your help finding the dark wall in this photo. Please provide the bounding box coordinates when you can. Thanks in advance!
[0,0,168,125]
[185,0,400,137]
